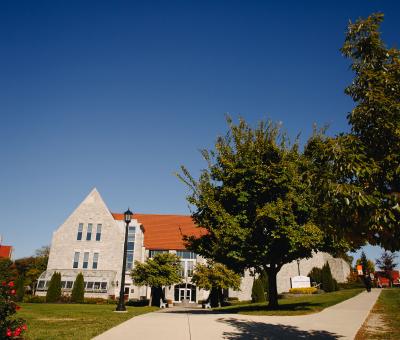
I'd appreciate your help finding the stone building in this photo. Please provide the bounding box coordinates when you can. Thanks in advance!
[37,188,350,303]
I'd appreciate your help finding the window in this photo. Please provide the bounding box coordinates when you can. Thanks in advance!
[37,281,45,289]
[73,252,80,268]
[149,250,167,258]
[94,282,100,290]
[101,282,107,290]
[187,261,194,277]
[61,281,66,288]
[77,223,83,240]
[87,282,94,289]
[96,224,102,241]
[83,252,89,269]
[66,281,73,289]
[126,226,136,270]
[86,224,92,241]
[92,252,99,269]
[176,250,196,259]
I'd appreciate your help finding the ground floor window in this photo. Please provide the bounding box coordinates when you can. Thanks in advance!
[174,284,196,302]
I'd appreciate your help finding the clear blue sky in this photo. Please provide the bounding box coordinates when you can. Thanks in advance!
[0,1,399,265]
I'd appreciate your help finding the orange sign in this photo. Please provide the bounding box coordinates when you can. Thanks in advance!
[357,265,363,275]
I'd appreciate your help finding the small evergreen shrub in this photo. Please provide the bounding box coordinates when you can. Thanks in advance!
[46,272,62,302]
[288,287,317,294]
[308,267,323,285]
[15,276,25,302]
[125,299,150,307]
[321,262,335,292]
[251,277,266,303]
[71,273,85,303]
[0,280,27,339]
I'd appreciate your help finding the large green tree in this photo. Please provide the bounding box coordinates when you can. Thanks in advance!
[178,118,326,308]
[305,13,400,251]
[191,262,241,307]
[131,253,182,306]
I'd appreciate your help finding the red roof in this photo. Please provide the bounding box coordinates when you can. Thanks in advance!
[0,245,13,258]
[111,213,205,250]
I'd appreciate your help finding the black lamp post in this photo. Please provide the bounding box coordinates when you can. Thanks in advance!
[296,259,301,276]
[116,208,132,312]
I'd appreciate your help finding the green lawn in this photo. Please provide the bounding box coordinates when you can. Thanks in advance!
[215,288,363,316]
[356,288,400,339]
[17,303,158,340]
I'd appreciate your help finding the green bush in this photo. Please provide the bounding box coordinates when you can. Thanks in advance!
[321,262,335,292]
[23,295,46,303]
[251,277,266,303]
[46,272,61,302]
[125,299,150,307]
[71,273,85,303]
[15,276,25,302]
[308,267,323,285]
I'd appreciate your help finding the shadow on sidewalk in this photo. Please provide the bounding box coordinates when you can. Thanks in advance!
[217,318,340,339]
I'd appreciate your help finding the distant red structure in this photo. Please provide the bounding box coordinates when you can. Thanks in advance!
[375,270,400,287]
[0,245,13,259]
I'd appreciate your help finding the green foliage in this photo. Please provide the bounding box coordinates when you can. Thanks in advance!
[15,276,25,302]
[46,272,61,303]
[71,273,85,303]
[191,262,241,291]
[0,259,17,283]
[251,277,266,303]
[305,13,400,251]
[0,281,27,339]
[308,267,323,285]
[178,117,326,308]
[356,251,375,274]
[131,253,182,306]
[259,270,269,299]
[321,262,335,293]
[14,246,49,294]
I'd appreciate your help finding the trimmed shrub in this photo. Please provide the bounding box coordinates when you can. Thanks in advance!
[71,273,85,303]
[15,276,25,302]
[321,262,335,292]
[23,295,46,303]
[308,267,323,285]
[126,299,150,307]
[251,277,266,303]
[289,287,317,294]
[46,272,61,302]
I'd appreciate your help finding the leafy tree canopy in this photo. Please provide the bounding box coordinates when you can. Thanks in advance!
[191,262,241,291]
[305,13,400,251]
[131,253,182,288]
[178,117,330,308]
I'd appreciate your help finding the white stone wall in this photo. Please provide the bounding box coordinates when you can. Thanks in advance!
[276,252,351,293]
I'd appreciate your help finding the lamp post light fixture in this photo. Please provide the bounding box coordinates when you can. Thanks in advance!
[116,208,133,312]
[296,259,301,276]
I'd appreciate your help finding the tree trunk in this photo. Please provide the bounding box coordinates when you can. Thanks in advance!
[267,268,278,309]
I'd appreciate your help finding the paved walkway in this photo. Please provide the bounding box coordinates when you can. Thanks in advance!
[93,289,380,340]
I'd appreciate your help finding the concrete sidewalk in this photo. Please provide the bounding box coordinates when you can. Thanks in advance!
[93,289,380,340]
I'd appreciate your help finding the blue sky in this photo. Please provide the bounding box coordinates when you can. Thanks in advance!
[0,1,399,265]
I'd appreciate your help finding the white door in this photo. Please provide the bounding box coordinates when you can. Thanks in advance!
[179,288,191,301]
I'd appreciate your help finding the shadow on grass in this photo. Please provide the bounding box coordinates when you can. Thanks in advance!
[216,301,324,314]
[218,318,340,339]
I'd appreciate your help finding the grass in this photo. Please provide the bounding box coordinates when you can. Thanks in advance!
[356,288,400,339]
[215,288,363,316]
[17,303,158,340]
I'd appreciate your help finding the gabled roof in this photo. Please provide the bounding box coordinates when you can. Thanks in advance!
[112,213,205,250]
[0,245,13,258]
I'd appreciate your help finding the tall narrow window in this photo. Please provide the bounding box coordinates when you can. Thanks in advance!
[82,252,89,269]
[126,226,135,270]
[73,252,80,268]
[77,223,83,241]
[96,224,102,241]
[92,252,99,269]
[86,223,92,241]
